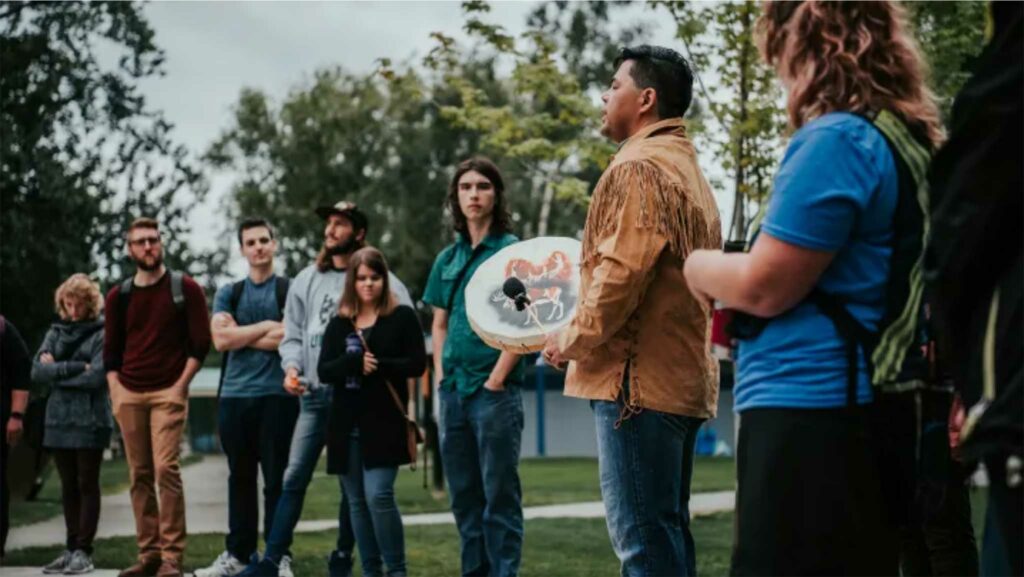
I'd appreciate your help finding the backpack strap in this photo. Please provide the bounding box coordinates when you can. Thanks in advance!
[275,276,290,319]
[170,271,185,311]
[446,244,488,312]
[807,290,879,406]
[218,280,246,398]
[867,111,933,386]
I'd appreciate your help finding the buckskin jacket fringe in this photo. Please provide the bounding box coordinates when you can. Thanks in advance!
[559,118,722,419]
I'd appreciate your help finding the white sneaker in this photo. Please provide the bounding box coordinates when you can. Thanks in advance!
[41,549,72,574]
[278,555,294,577]
[194,551,248,577]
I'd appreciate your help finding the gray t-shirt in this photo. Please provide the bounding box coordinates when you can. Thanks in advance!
[214,275,288,397]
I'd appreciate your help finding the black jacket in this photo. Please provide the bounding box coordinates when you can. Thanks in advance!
[318,305,426,473]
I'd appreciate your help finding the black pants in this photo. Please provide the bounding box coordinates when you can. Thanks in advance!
[1,437,8,558]
[52,448,104,554]
[218,396,299,561]
[884,390,979,576]
[982,454,1023,577]
[731,407,899,576]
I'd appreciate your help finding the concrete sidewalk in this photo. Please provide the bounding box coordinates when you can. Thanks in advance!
[8,455,736,551]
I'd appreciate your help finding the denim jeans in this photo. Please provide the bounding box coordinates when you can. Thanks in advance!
[219,395,300,561]
[340,433,406,576]
[440,386,524,577]
[592,399,704,577]
[263,388,354,564]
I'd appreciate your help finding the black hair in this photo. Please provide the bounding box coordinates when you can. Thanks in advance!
[446,157,512,238]
[237,217,275,245]
[614,45,695,119]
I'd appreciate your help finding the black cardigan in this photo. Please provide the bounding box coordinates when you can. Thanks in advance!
[318,305,426,473]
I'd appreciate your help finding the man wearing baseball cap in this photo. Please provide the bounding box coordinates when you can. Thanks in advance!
[240,202,412,577]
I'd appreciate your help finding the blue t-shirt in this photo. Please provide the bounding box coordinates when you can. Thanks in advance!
[735,113,898,412]
[214,275,288,397]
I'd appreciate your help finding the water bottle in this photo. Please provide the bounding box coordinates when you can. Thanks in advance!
[345,332,363,390]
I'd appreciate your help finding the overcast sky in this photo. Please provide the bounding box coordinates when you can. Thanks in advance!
[138,1,724,270]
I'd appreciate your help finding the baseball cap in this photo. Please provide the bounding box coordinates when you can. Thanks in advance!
[315,200,368,232]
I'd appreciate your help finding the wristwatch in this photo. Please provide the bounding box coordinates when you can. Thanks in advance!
[9,412,24,421]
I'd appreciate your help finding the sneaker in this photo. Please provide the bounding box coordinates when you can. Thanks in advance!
[41,549,72,574]
[277,555,294,577]
[238,557,280,577]
[326,550,353,577]
[195,551,248,577]
[64,550,95,575]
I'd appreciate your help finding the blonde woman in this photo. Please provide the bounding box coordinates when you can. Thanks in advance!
[683,2,944,574]
[32,274,109,575]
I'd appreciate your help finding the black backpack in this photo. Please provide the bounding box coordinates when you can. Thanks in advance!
[729,110,936,402]
[217,276,290,396]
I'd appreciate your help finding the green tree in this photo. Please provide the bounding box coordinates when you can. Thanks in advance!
[905,1,988,120]
[205,64,500,298]
[1,2,207,348]
[660,1,786,242]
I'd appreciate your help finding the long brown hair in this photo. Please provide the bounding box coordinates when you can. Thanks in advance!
[757,1,944,149]
[337,247,398,318]
[446,157,512,239]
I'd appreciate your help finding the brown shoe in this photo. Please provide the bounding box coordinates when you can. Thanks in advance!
[155,559,183,577]
[118,557,162,577]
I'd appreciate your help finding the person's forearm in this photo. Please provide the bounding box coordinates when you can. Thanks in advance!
[175,357,203,389]
[687,250,788,317]
[488,351,520,386]
[250,325,285,351]
[213,322,273,352]
[432,328,447,385]
[11,389,28,414]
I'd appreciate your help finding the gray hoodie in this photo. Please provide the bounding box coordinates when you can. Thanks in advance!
[31,318,111,449]
[279,264,412,396]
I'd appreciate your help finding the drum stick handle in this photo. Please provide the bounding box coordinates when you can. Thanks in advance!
[526,306,548,336]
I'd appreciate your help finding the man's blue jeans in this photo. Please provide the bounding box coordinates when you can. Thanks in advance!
[440,386,524,577]
[263,388,354,565]
[592,399,705,577]
[340,433,405,577]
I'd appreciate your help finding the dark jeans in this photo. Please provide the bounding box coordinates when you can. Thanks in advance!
[440,386,524,577]
[52,448,104,554]
[1,437,8,557]
[264,389,354,564]
[592,399,704,577]
[340,434,405,576]
[981,454,1023,577]
[891,389,979,576]
[731,407,899,576]
[219,395,300,561]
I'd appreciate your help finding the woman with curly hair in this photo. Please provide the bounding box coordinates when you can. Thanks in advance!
[31,273,110,575]
[683,1,946,574]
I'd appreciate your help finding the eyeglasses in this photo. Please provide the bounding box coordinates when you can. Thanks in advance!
[129,236,161,247]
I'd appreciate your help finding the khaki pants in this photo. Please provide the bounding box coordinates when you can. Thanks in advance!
[111,381,188,564]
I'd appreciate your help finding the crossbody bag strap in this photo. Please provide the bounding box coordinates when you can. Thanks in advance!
[445,243,488,312]
[353,328,412,420]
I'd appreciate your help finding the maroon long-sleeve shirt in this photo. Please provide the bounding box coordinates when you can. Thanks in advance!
[103,272,211,392]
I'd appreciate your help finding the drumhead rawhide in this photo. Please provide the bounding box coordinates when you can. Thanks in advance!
[465,236,582,353]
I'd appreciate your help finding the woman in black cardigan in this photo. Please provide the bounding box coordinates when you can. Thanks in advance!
[318,247,425,577]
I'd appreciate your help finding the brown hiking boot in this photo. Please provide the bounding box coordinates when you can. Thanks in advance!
[118,557,162,577]
[155,559,183,577]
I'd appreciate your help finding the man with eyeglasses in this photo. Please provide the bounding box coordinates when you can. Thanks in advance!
[195,218,298,577]
[104,217,211,577]
[240,202,412,577]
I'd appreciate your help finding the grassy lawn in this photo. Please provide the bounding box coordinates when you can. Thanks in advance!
[300,455,735,520]
[4,513,735,575]
[9,454,203,528]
